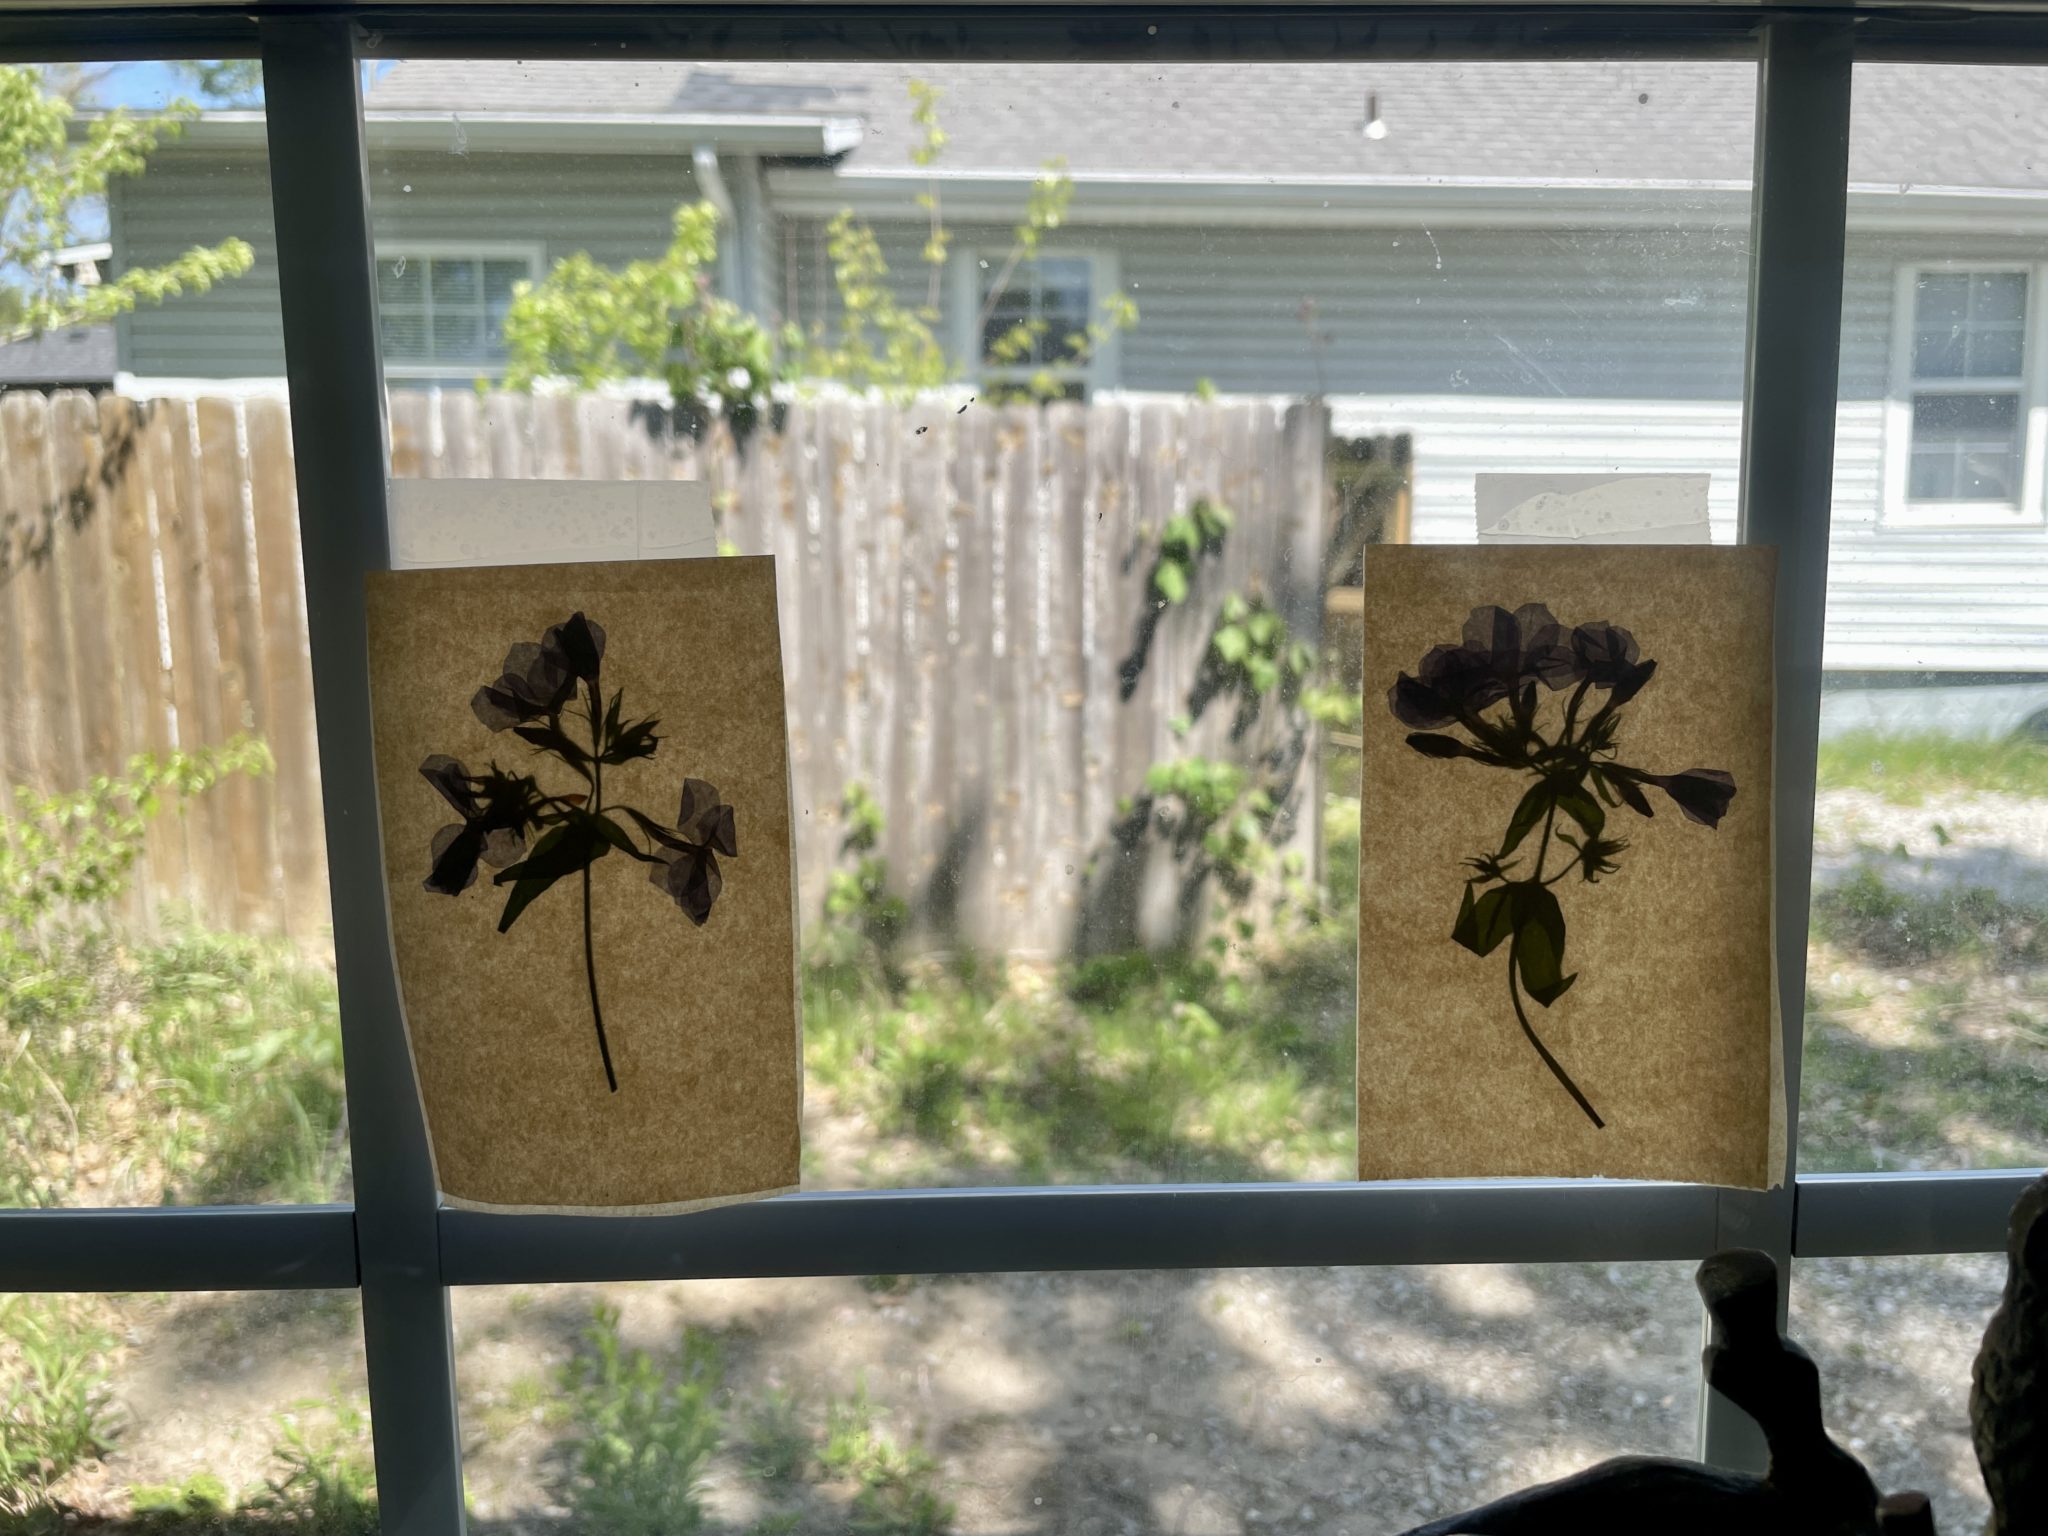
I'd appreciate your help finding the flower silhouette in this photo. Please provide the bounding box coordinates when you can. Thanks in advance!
[421,612,738,1092]
[1392,605,1737,1128]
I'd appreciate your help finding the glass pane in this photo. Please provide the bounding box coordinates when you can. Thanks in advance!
[1971,270,2027,325]
[382,307,429,360]
[1,1290,370,1528]
[482,259,529,305]
[371,56,1756,1187]
[1813,63,2048,1173]
[0,63,347,1208]
[1910,271,2028,382]
[453,1264,1701,1531]
[429,256,481,307]
[1909,392,2020,502]
[378,253,424,305]
[1967,324,2024,379]
[1790,1255,2002,1533]
[432,310,485,360]
[1913,325,1967,379]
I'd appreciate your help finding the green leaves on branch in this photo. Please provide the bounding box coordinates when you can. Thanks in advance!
[1150,498,1231,606]
[501,200,785,435]
[0,66,253,341]
[1207,590,1313,703]
[0,735,272,935]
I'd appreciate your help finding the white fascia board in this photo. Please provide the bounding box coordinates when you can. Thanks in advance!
[767,165,2048,233]
[136,110,864,157]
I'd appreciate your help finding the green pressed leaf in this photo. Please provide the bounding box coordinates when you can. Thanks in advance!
[1499,780,1555,858]
[1553,783,1606,838]
[493,820,610,933]
[1452,883,1515,957]
[1511,884,1576,1007]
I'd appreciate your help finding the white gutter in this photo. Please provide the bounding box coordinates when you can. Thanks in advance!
[106,109,864,157]
[766,164,2048,232]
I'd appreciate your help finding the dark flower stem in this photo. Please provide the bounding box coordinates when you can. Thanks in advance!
[583,680,617,1094]
[1507,929,1604,1129]
[1516,802,1603,1127]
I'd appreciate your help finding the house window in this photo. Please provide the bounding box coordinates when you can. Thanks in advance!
[971,252,1115,394]
[1888,266,2044,522]
[375,248,540,378]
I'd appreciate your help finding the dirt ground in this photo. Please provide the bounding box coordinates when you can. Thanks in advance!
[82,1205,2003,1535]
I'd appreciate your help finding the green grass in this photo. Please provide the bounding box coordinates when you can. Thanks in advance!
[0,929,349,1209]
[822,1387,954,1536]
[1810,866,2047,970]
[0,1297,114,1517]
[1816,729,2048,805]
[556,1303,723,1536]
[803,922,1358,1185]
[1802,865,2048,1171]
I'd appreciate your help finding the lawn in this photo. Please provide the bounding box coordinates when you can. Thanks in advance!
[1816,729,2048,805]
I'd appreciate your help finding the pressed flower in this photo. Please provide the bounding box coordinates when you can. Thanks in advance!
[1395,597,1737,1131]
[634,779,739,927]
[1461,603,1581,693]
[422,615,738,1092]
[1626,766,1738,828]
[1569,621,1658,707]
[419,756,539,895]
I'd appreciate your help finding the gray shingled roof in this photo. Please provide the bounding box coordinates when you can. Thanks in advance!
[0,325,116,388]
[366,59,2048,191]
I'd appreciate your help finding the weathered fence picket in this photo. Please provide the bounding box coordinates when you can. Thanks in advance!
[0,389,1329,956]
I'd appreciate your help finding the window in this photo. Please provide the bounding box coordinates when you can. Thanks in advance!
[10,26,2048,1536]
[966,251,1116,394]
[1886,265,2046,523]
[375,246,539,380]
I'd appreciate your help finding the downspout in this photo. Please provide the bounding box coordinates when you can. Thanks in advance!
[692,143,741,304]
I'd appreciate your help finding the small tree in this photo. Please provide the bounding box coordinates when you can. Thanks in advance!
[501,79,1138,417]
[0,66,253,343]
[501,200,786,437]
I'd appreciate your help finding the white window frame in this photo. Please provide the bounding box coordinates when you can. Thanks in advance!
[1882,260,2048,528]
[953,246,1122,394]
[373,240,545,381]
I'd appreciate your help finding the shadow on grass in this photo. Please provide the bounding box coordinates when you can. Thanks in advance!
[802,924,1359,1187]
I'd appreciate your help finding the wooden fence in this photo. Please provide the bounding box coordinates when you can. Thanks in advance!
[1,389,1329,956]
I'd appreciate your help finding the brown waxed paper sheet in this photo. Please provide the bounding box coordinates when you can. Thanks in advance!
[366,557,800,1213]
[1357,545,1782,1190]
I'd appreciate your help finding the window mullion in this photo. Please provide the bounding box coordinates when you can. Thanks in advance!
[259,20,469,1536]
[1707,13,1855,1473]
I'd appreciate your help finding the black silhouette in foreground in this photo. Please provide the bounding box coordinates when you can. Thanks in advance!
[1395,1171,2048,1536]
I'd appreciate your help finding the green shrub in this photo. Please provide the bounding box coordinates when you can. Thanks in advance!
[822,1387,952,1536]
[0,930,348,1209]
[249,1399,377,1535]
[0,1298,114,1516]
[1811,865,2046,968]
[0,737,270,936]
[738,1386,809,1485]
[558,1303,723,1536]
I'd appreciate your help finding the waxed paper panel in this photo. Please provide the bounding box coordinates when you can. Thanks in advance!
[366,556,800,1212]
[1357,545,1780,1189]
